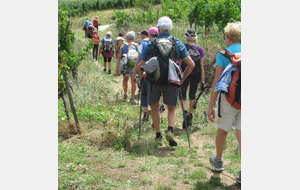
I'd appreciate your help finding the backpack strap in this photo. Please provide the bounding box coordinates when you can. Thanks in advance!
[219,49,233,60]
[218,93,222,118]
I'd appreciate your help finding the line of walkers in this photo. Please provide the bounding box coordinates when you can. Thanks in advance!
[133,17,241,184]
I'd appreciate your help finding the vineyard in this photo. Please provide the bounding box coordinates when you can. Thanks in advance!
[58,1,241,189]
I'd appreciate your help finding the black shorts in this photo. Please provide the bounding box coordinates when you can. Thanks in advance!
[104,57,112,62]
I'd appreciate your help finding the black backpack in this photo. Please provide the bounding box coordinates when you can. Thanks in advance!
[181,44,201,75]
[147,37,178,85]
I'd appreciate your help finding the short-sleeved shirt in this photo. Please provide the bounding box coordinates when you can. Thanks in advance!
[138,41,148,81]
[101,37,113,44]
[141,33,189,62]
[138,37,150,45]
[216,43,241,68]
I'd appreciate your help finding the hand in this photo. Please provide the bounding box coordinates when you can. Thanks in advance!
[207,107,215,123]
[116,67,119,75]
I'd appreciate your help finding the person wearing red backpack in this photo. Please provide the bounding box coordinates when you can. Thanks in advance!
[207,22,241,184]
[93,16,99,31]
[92,30,100,61]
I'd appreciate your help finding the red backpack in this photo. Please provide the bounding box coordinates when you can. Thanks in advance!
[93,19,98,27]
[218,49,241,117]
[93,34,99,45]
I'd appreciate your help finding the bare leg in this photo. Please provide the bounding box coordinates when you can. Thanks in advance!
[123,75,129,96]
[215,128,228,159]
[151,102,160,133]
[131,76,137,99]
[108,62,111,70]
[189,99,196,114]
[104,62,107,70]
[236,129,241,157]
[182,100,187,110]
[167,105,177,127]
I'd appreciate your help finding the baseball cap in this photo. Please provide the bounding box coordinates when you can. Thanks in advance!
[185,29,197,37]
[138,30,148,36]
[157,16,172,30]
[148,27,159,36]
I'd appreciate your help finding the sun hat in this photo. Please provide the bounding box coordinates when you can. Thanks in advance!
[157,16,173,30]
[138,30,148,36]
[185,29,197,37]
[148,27,159,36]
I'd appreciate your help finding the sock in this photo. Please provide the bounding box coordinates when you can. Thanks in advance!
[215,156,223,161]
[156,132,161,138]
[167,126,173,133]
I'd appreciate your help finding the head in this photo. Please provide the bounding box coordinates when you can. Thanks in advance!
[118,28,125,37]
[138,30,148,40]
[106,31,112,37]
[148,27,159,40]
[86,18,89,20]
[224,22,241,47]
[93,30,97,34]
[95,16,98,19]
[126,31,135,41]
[184,29,197,43]
[157,16,172,34]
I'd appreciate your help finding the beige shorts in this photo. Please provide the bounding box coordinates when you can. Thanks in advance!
[215,93,241,132]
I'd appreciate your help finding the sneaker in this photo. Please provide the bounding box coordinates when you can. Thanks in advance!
[236,170,241,184]
[166,130,177,146]
[123,94,128,99]
[108,69,111,74]
[103,68,106,72]
[155,136,163,146]
[159,104,165,112]
[209,153,224,171]
[142,113,149,122]
[129,98,136,104]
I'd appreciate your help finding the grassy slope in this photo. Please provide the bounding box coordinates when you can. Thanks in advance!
[58,7,241,190]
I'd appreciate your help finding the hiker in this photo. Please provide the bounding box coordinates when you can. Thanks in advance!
[93,16,99,31]
[207,22,241,184]
[86,22,95,38]
[138,30,150,45]
[137,16,195,146]
[92,30,100,61]
[116,31,138,103]
[115,29,126,58]
[133,27,159,122]
[99,31,114,74]
[84,18,89,38]
[179,29,205,129]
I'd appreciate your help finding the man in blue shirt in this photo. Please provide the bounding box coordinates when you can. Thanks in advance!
[84,18,89,38]
[207,22,241,184]
[137,16,195,146]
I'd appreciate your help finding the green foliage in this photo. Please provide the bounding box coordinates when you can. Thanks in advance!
[161,0,189,22]
[190,170,207,180]
[58,0,135,17]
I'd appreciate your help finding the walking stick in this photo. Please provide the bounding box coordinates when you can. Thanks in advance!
[193,83,209,109]
[137,78,143,142]
[179,88,192,152]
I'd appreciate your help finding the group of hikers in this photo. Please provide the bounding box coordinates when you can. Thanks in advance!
[83,16,241,184]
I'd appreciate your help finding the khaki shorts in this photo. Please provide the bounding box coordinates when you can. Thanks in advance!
[215,93,241,132]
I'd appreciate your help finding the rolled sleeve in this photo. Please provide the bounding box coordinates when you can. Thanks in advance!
[141,41,154,61]
[176,40,189,60]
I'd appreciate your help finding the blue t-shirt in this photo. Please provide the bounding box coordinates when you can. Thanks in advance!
[84,20,89,29]
[101,37,113,44]
[216,44,241,68]
[139,41,148,81]
[141,33,189,62]
[122,43,138,54]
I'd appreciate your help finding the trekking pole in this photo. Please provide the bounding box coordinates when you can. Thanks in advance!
[179,88,192,153]
[193,83,209,109]
[138,78,143,142]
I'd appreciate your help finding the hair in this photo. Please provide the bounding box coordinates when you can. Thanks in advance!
[118,32,124,37]
[151,32,158,37]
[127,31,135,40]
[158,26,171,33]
[95,16,98,19]
[224,22,241,43]
[93,30,97,34]
[185,36,197,43]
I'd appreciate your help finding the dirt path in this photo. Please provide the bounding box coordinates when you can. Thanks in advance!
[98,24,113,31]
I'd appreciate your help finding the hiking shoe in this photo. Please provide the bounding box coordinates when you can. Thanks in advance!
[103,68,106,72]
[166,130,177,147]
[129,98,136,104]
[142,113,149,122]
[182,111,192,129]
[108,69,111,74]
[123,94,128,99]
[159,104,166,112]
[237,170,241,184]
[209,153,224,171]
[155,136,163,146]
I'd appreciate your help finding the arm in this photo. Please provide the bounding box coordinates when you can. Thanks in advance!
[132,51,141,83]
[137,60,146,80]
[207,65,224,122]
[179,59,182,67]
[181,56,195,83]
[200,57,205,84]
[99,43,103,55]
[116,46,123,74]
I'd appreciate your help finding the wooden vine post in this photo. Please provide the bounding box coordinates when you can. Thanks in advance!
[62,20,81,134]
[59,91,71,122]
